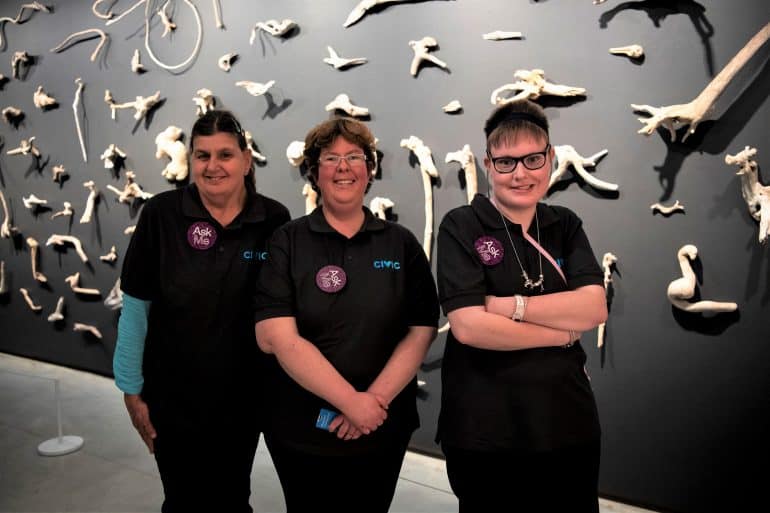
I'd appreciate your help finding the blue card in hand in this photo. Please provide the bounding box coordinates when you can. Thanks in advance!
[315,408,338,430]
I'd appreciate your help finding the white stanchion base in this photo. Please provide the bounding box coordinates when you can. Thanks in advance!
[37,435,84,456]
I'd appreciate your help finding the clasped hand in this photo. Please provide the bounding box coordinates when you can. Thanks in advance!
[329,391,388,441]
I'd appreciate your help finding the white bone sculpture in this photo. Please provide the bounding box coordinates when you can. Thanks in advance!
[445,144,478,205]
[73,78,87,162]
[286,141,305,167]
[80,180,99,224]
[100,245,118,262]
[250,19,296,42]
[46,234,89,263]
[667,244,737,314]
[651,200,685,216]
[51,202,73,220]
[482,31,522,40]
[158,1,176,37]
[597,252,618,348]
[7,136,40,157]
[106,0,203,73]
[325,93,369,118]
[370,197,394,220]
[491,69,586,105]
[92,0,114,19]
[73,322,103,339]
[2,106,23,124]
[11,51,30,79]
[50,28,109,63]
[244,131,267,163]
[33,86,57,109]
[0,261,6,294]
[100,143,127,170]
[52,164,67,183]
[218,52,236,71]
[107,171,154,203]
[105,89,162,121]
[550,145,617,192]
[66,272,101,296]
[235,80,275,97]
[20,288,42,311]
[400,135,439,259]
[632,22,770,142]
[0,2,49,49]
[124,225,136,235]
[725,146,770,244]
[212,0,224,29]
[323,46,367,69]
[610,44,644,59]
[104,277,123,310]
[302,183,318,215]
[343,0,420,28]
[193,88,215,116]
[442,100,462,113]
[0,189,18,238]
[131,49,144,73]
[22,194,47,210]
[155,126,188,181]
[409,36,447,77]
[26,236,47,283]
[47,296,65,322]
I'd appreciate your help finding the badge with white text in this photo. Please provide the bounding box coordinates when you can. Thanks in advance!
[474,236,504,265]
[187,221,217,250]
[315,265,346,293]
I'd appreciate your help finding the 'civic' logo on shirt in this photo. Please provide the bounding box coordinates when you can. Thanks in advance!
[243,250,268,261]
[373,260,400,270]
[187,222,217,250]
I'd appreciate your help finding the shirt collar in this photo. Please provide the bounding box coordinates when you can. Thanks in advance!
[470,193,559,230]
[308,205,386,234]
[182,183,266,226]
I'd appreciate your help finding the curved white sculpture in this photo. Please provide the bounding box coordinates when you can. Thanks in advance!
[51,202,73,220]
[155,126,188,181]
[33,86,57,109]
[286,140,305,167]
[212,0,224,29]
[218,52,237,71]
[26,236,47,283]
[46,234,89,263]
[105,89,162,121]
[325,93,369,117]
[725,146,770,244]
[0,189,18,238]
[104,278,123,310]
[482,31,522,40]
[193,88,215,116]
[0,2,49,49]
[73,322,102,339]
[100,143,127,170]
[491,69,586,105]
[400,135,439,259]
[158,1,176,37]
[0,261,6,294]
[667,244,737,314]
[442,100,462,113]
[80,181,99,224]
[100,246,118,263]
[409,36,447,77]
[323,46,367,69]
[633,22,770,142]
[65,272,101,296]
[73,78,87,162]
[370,196,394,220]
[302,183,318,215]
[235,80,275,97]
[610,44,644,59]
[445,144,477,204]
[7,136,40,157]
[344,0,421,28]
[106,171,154,203]
[597,252,618,348]
[52,164,67,183]
[250,19,296,41]
[244,131,267,163]
[650,200,685,216]
[131,49,145,73]
[92,0,114,19]
[20,288,42,312]
[47,296,65,322]
[11,50,30,78]
[550,145,617,192]
[50,28,109,63]
[2,106,24,124]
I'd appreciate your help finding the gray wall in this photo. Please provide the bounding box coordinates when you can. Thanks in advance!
[1,1,768,512]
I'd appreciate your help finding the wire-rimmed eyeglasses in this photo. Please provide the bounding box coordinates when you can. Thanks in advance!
[486,144,551,173]
[318,153,368,168]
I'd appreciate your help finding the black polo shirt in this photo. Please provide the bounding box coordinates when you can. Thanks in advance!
[254,206,439,455]
[120,184,290,432]
[437,193,603,452]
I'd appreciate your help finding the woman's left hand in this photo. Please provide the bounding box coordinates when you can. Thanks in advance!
[329,415,363,440]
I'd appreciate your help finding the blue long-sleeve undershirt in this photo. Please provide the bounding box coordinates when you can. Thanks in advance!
[113,292,151,395]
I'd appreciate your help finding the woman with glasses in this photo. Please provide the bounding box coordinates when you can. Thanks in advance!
[253,117,439,512]
[436,100,608,512]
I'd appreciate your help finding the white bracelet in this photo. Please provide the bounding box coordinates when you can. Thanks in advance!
[512,295,527,321]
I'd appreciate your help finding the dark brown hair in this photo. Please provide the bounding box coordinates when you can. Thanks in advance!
[190,110,255,190]
[484,100,549,150]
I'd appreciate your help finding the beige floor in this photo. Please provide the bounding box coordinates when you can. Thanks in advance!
[0,352,657,513]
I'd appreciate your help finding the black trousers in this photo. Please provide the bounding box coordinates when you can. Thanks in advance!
[265,435,409,513]
[443,440,601,513]
[153,424,259,513]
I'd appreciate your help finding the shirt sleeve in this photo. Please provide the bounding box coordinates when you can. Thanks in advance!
[113,292,151,394]
[120,200,159,301]
[560,210,603,290]
[437,209,488,315]
[253,225,295,323]
[404,229,439,328]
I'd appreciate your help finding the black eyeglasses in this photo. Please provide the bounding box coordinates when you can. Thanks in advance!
[487,144,551,173]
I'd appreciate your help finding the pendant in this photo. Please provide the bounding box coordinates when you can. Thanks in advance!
[523,272,544,292]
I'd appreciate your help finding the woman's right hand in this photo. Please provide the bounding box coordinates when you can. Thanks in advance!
[340,391,388,434]
[124,393,156,453]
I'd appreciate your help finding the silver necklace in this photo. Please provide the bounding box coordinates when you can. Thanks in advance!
[496,205,544,292]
